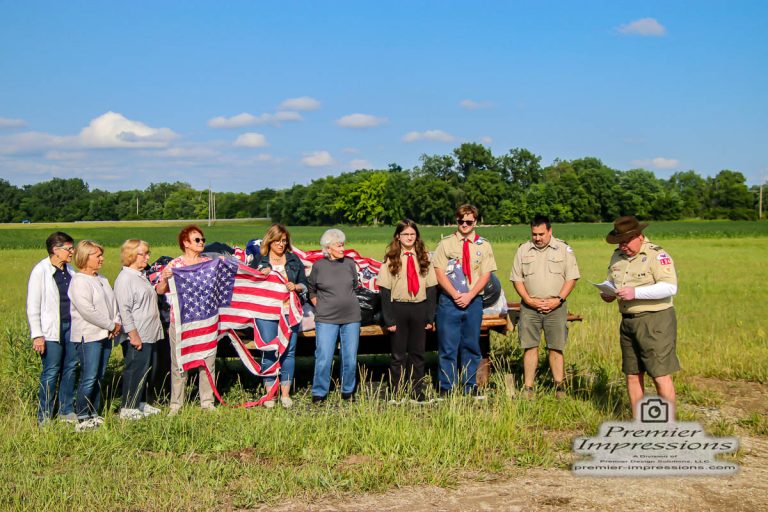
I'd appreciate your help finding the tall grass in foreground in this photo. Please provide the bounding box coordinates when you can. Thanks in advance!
[1,234,766,509]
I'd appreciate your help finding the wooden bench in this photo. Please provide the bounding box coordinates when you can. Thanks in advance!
[218,302,582,385]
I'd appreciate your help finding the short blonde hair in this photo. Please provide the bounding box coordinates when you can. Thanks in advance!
[320,228,346,256]
[121,239,149,267]
[74,240,104,270]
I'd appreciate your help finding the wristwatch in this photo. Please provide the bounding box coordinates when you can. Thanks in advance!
[557,295,565,304]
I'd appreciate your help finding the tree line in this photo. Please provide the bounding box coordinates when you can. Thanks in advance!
[0,144,760,224]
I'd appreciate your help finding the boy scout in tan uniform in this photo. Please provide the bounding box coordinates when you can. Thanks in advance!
[510,215,579,398]
[432,204,497,396]
[601,216,679,419]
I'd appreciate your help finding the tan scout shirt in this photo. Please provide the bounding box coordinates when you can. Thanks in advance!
[608,237,677,314]
[432,232,497,293]
[377,251,438,302]
[510,238,580,299]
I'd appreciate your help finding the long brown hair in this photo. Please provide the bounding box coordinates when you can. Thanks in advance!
[384,219,430,277]
[260,223,293,257]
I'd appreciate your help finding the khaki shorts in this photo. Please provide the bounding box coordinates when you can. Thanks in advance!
[620,307,680,377]
[518,302,568,351]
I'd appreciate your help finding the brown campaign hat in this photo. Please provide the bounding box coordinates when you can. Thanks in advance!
[606,216,649,244]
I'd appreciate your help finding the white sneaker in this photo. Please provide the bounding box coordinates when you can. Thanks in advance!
[280,397,293,409]
[120,409,144,421]
[263,399,276,409]
[75,418,99,432]
[168,405,181,417]
[92,416,105,426]
[58,412,78,424]
[139,403,161,416]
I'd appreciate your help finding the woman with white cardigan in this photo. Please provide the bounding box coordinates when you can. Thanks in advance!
[68,240,121,431]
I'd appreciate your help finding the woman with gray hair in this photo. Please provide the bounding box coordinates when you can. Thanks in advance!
[307,229,361,403]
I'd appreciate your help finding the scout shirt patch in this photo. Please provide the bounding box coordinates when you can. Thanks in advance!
[657,253,672,265]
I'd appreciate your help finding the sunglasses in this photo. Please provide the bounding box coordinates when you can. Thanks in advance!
[192,237,206,244]
[273,239,288,245]
[458,219,475,226]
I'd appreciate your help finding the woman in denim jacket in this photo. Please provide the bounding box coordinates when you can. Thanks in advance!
[248,224,308,408]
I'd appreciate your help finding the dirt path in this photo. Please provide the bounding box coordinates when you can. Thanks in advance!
[266,379,768,512]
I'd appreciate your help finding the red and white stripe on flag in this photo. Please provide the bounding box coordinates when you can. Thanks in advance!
[169,258,301,407]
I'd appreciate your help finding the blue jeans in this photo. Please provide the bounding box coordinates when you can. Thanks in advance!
[256,317,299,387]
[436,294,483,393]
[37,322,77,423]
[75,338,112,420]
[312,322,360,397]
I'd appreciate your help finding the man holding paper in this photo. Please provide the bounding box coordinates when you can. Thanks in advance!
[510,215,579,399]
[600,216,680,419]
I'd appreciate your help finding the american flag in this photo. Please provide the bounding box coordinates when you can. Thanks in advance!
[169,257,301,407]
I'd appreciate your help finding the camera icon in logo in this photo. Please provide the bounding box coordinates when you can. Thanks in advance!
[640,397,669,423]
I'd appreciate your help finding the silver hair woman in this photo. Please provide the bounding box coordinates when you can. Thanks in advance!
[320,229,346,256]
[308,228,361,402]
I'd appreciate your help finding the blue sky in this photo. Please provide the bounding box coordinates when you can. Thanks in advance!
[1,1,766,191]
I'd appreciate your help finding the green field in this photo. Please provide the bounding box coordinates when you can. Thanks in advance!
[1,220,767,510]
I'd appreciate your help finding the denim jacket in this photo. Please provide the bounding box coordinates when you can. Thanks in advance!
[248,251,309,300]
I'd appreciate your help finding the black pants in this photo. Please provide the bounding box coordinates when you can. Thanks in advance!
[389,301,428,399]
[121,341,155,409]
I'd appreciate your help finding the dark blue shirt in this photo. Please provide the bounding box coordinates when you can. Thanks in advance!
[52,265,72,324]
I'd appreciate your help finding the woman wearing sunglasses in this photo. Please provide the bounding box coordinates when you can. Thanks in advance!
[248,223,308,408]
[378,220,437,403]
[156,225,214,414]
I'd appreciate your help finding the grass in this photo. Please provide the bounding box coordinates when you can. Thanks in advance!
[1,220,767,509]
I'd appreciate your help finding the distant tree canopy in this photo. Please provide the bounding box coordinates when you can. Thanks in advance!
[0,145,760,224]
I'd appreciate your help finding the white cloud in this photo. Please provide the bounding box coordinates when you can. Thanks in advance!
[148,146,220,158]
[207,113,258,129]
[336,113,387,128]
[349,159,372,170]
[631,157,680,169]
[0,131,68,154]
[78,111,177,148]
[234,132,268,148]
[0,117,26,129]
[301,150,334,167]
[208,111,303,128]
[44,151,88,161]
[279,96,321,111]
[341,147,360,154]
[480,136,493,145]
[402,129,455,143]
[460,99,493,110]
[617,18,667,37]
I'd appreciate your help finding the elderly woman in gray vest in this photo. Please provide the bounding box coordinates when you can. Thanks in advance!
[308,229,361,403]
[114,239,163,420]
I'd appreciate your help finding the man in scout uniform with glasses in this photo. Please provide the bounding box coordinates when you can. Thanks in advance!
[600,216,679,419]
[511,215,579,399]
[432,204,497,397]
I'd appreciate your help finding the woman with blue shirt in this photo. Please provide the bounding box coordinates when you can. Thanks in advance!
[248,224,308,408]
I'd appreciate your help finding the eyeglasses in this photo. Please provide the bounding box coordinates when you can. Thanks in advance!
[138,251,151,257]
[192,237,206,244]
[56,245,75,253]
[458,219,475,226]
[399,232,417,238]
[273,239,288,245]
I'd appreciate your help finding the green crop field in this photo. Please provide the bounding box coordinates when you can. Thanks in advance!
[1,220,766,510]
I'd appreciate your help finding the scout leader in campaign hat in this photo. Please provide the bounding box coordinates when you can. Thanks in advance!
[606,216,649,244]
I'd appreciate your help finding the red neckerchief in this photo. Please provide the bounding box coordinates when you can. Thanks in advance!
[458,232,480,284]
